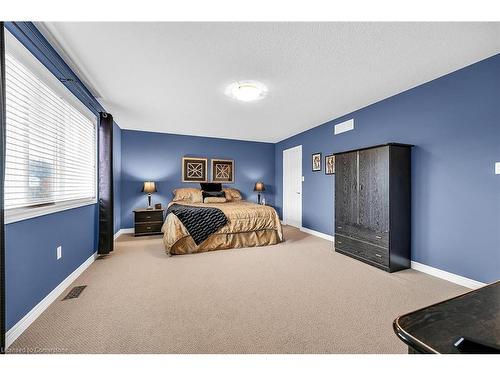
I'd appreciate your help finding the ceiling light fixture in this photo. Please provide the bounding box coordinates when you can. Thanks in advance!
[225,81,268,102]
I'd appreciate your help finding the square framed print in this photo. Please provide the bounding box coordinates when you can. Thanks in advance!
[211,159,234,183]
[312,152,322,172]
[182,157,208,183]
[325,154,335,175]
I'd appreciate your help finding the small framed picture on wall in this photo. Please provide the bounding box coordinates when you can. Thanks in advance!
[182,157,208,183]
[312,152,322,172]
[325,154,335,175]
[211,159,234,183]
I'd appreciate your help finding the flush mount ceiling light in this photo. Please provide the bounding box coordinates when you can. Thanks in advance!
[225,81,268,102]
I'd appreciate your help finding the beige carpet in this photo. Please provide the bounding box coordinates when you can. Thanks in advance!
[8,226,467,354]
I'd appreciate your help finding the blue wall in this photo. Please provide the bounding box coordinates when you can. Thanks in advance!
[120,130,275,228]
[5,205,98,330]
[113,122,122,234]
[275,54,500,283]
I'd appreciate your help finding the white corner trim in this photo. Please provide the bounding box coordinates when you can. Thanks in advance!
[113,228,134,240]
[300,227,334,242]
[411,261,486,290]
[5,251,98,349]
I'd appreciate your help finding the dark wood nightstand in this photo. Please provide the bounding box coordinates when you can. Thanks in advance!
[134,208,164,236]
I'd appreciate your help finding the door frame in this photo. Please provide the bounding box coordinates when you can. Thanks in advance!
[282,145,302,228]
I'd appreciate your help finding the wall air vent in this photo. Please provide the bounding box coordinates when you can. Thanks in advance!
[334,119,354,135]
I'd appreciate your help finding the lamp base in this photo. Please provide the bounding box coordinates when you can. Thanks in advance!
[146,194,153,209]
[257,193,261,205]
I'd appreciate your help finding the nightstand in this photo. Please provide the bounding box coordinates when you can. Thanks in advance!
[133,208,164,236]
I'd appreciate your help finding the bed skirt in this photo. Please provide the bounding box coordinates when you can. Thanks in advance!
[164,229,282,255]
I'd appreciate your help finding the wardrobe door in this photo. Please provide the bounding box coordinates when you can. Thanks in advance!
[358,147,389,236]
[334,151,358,235]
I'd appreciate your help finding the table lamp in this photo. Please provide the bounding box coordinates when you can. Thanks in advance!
[142,181,157,209]
[253,181,265,204]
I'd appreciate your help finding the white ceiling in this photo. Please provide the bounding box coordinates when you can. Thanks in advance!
[37,22,500,143]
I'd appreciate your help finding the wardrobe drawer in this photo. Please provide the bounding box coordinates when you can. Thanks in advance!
[335,233,365,258]
[335,234,389,266]
[335,223,389,247]
[135,210,164,223]
[135,222,163,235]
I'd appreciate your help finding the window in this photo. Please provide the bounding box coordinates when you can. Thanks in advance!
[4,31,97,223]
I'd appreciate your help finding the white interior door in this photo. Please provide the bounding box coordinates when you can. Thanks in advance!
[283,145,302,228]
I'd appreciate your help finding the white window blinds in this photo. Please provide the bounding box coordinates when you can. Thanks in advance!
[4,41,96,212]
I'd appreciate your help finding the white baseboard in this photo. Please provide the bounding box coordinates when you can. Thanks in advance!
[300,227,334,242]
[411,261,486,289]
[114,228,134,240]
[294,224,485,289]
[5,251,98,349]
[281,220,334,242]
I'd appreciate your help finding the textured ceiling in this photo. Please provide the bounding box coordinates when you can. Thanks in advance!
[37,22,500,143]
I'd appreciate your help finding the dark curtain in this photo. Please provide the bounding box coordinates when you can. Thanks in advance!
[98,112,114,255]
[0,22,6,353]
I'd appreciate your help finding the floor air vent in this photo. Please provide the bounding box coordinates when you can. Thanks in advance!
[62,285,87,300]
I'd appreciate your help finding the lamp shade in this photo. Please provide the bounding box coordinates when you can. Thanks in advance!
[253,181,265,192]
[142,181,157,194]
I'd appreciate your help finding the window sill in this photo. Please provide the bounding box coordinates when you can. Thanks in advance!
[5,198,98,225]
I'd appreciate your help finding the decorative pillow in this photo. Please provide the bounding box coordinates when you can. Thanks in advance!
[200,182,222,192]
[222,189,232,201]
[223,188,242,201]
[204,197,227,204]
[202,190,225,200]
[172,188,203,203]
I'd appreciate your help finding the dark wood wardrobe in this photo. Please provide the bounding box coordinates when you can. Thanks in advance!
[334,143,412,272]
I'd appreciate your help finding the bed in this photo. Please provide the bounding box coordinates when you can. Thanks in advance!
[161,188,283,255]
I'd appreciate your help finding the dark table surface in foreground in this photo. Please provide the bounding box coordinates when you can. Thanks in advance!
[393,281,500,353]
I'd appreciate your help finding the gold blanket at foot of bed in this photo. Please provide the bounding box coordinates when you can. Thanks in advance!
[162,201,283,255]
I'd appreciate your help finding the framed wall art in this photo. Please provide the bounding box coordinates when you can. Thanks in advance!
[312,152,322,172]
[182,157,208,183]
[211,159,234,183]
[325,154,335,175]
